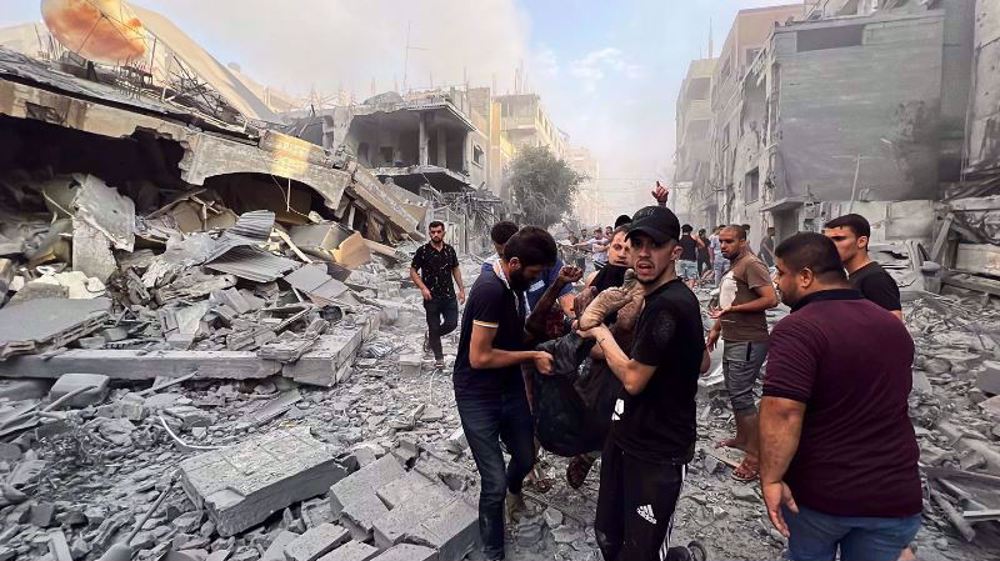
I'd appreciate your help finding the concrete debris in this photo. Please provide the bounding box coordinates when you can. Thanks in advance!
[0,297,111,358]
[283,523,350,561]
[48,373,110,408]
[179,427,348,536]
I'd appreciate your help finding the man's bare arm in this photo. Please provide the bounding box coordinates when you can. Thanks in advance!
[470,323,548,371]
[581,325,655,395]
[759,396,806,485]
[452,266,466,302]
[410,268,432,300]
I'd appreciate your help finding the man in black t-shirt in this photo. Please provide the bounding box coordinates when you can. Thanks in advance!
[410,221,466,368]
[578,206,710,561]
[823,214,902,320]
[453,226,557,561]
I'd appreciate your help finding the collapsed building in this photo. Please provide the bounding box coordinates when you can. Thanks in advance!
[676,0,1000,296]
[0,4,496,559]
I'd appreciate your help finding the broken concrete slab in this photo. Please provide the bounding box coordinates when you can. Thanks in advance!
[375,470,437,510]
[261,530,300,561]
[283,523,350,561]
[329,454,405,540]
[283,313,380,387]
[316,541,378,561]
[0,349,282,381]
[368,544,436,561]
[284,264,349,306]
[0,297,111,359]
[397,355,422,379]
[71,174,136,252]
[179,427,348,537]
[981,395,1000,417]
[71,219,117,283]
[0,379,51,401]
[372,483,453,550]
[48,373,110,408]
[403,496,478,561]
[976,361,1000,395]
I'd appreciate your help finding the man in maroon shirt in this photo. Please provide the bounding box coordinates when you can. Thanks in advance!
[760,232,921,561]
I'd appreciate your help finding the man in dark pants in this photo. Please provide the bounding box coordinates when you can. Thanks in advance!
[454,226,556,561]
[761,233,921,561]
[578,206,710,561]
[410,221,465,369]
[823,214,902,320]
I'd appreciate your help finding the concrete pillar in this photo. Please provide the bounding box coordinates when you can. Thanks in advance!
[462,132,471,172]
[418,113,429,166]
[436,128,447,168]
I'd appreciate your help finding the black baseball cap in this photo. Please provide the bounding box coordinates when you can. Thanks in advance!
[626,206,681,245]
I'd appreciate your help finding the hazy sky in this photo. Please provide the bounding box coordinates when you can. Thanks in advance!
[2,0,789,211]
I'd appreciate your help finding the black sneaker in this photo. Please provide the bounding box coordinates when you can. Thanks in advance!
[666,541,708,561]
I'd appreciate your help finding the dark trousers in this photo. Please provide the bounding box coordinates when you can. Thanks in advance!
[457,390,535,559]
[595,439,686,561]
[423,296,458,360]
[697,254,711,276]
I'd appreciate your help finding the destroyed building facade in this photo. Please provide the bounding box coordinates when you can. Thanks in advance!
[683,0,989,248]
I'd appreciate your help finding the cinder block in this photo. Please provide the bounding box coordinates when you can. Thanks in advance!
[330,455,405,540]
[369,544,437,561]
[48,373,110,408]
[375,471,436,510]
[398,355,422,378]
[316,541,378,561]
[976,361,1000,395]
[283,523,350,561]
[330,455,405,516]
[262,530,300,561]
[179,427,347,537]
[405,497,479,561]
[372,484,453,550]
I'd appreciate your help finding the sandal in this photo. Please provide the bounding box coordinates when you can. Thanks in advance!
[731,457,759,482]
[566,455,596,489]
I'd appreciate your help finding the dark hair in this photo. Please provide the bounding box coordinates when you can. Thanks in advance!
[490,221,519,245]
[742,224,751,232]
[428,220,445,230]
[612,224,630,238]
[775,232,847,282]
[824,213,871,239]
[614,214,632,228]
[722,224,747,241]
[698,228,706,235]
[503,226,557,267]
[681,224,693,234]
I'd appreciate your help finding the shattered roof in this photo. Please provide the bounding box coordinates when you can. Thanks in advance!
[0,46,246,136]
[130,5,279,124]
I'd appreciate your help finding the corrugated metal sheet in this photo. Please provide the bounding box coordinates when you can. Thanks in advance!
[205,247,300,283]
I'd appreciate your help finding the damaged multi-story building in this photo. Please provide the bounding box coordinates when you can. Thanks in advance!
[683,0,989,248]
[673,57,717,226]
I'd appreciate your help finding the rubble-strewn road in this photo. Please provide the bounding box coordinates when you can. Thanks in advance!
[2,259,999,561]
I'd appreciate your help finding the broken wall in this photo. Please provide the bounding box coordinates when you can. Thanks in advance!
[967,0,1000,176]
[773,11,946,202]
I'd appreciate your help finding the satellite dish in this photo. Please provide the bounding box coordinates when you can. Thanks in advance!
[41,0,147,65]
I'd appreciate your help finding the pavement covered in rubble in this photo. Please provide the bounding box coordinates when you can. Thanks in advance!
[1,257,1000,561]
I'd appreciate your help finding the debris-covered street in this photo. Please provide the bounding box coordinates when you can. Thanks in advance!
[2,1,1000,560]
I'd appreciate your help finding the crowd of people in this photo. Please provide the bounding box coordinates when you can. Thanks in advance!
[408,185,919,561]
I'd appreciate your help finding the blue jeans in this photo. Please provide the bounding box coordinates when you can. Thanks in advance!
[678,259,699,281]
[457,390,535,559]
[784,505,921,561]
